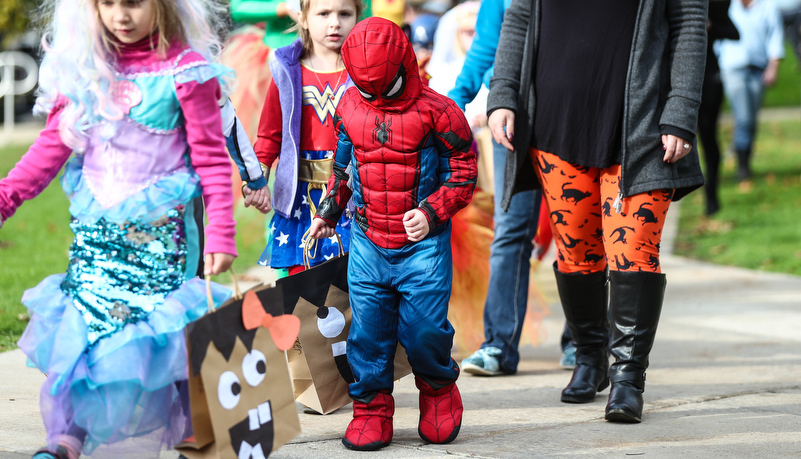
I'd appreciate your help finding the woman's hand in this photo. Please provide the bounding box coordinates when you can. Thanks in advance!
[661,134,692,164]
[488,109,516,151]
[243,186,272,214]
[403,209,430,242]
[309,217,335,239]
[205,253,235,276]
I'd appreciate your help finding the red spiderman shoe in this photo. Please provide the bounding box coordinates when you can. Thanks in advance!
[415,376,463,444]
[342,391,394,451]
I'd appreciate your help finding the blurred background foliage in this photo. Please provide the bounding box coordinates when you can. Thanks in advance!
[0,0,39,47]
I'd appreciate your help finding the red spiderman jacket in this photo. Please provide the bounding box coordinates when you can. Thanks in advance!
[316,17,477,250]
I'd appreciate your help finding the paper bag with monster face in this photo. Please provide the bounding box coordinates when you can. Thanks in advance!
[277,253,412,415]
[177,286,301,459]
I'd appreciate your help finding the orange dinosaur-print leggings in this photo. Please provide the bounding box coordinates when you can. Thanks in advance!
[531,149,673,274]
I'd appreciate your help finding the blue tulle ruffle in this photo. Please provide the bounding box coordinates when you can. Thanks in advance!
[17,275,232,453]
[61,158,201,224]
[175,62,235,96]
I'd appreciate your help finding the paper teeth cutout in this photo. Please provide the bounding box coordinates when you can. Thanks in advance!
[238,441,266,459]
[332,341,346,357]
[248,400,273,430]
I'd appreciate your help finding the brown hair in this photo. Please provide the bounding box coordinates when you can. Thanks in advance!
[94,0,186,56]
[292,0,364,58]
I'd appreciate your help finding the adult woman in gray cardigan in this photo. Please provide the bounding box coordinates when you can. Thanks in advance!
[486,0,707,423]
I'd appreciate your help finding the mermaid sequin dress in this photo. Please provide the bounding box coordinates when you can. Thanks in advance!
[5,42,237,457]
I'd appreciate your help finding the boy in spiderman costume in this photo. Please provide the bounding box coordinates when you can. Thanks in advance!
[309,17,477,451]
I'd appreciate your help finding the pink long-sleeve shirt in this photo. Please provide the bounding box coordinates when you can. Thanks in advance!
[0,39,237,257]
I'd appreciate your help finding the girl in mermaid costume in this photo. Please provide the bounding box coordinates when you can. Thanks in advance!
[0,0,249,457]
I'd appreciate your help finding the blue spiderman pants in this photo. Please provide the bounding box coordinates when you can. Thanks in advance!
[346,223,459,400]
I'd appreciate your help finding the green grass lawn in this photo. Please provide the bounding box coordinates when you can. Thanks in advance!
[675,119,801,275]
[0,144,72,351]
[762,43,801,108]
[0,143,269,351]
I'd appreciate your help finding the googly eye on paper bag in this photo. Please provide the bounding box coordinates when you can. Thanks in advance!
[176,277,301,459]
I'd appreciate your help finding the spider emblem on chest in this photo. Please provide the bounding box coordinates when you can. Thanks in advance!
[372,116,393,145]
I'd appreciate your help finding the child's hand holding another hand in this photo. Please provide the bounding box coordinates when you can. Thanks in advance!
[243,186,272,214]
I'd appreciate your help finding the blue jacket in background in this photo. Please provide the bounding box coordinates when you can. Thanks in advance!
[447,0,511,110]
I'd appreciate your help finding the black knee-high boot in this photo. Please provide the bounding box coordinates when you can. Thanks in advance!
[605,270,666,423]
[553,264,609,403]
[735,148,752,181]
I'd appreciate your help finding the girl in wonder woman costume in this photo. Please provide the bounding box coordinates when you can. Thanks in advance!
[254,0,362,276]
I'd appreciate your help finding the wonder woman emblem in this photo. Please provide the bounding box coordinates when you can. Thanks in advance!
[302,84,345,124]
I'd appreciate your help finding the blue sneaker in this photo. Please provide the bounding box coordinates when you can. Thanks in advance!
[32,446,70,459]
[461,347,504,376]
[560,343,577,370]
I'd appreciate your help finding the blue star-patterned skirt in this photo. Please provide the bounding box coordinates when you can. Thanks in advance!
[259,151,352,269]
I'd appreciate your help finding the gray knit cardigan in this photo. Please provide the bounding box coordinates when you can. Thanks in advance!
[487,0,709,210]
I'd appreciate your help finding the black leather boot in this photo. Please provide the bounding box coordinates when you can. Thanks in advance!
[703,173,720,216]
[605,270,666,423]
[553,264,609,404]
[735,148,752,181]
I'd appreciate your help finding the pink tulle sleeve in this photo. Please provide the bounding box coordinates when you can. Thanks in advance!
[0,103,72,224]
[175,76,238,257]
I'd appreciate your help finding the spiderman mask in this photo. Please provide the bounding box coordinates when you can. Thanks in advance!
[341,17,422,112]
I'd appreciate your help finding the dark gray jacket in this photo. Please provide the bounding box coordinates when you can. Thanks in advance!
[487,0,708,210]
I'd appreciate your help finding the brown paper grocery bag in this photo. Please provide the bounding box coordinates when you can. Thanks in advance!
[176,280,301,459]
[286,285,353,414]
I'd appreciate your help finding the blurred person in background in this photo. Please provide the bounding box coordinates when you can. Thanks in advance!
[422,0,541,364]
[698,0,740,216]
[222,0,301,139]
[716,0,784,181]
[427,1,480,98]
[410,13,440,84]
[372,0,404,25]
[448,0,575,377]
